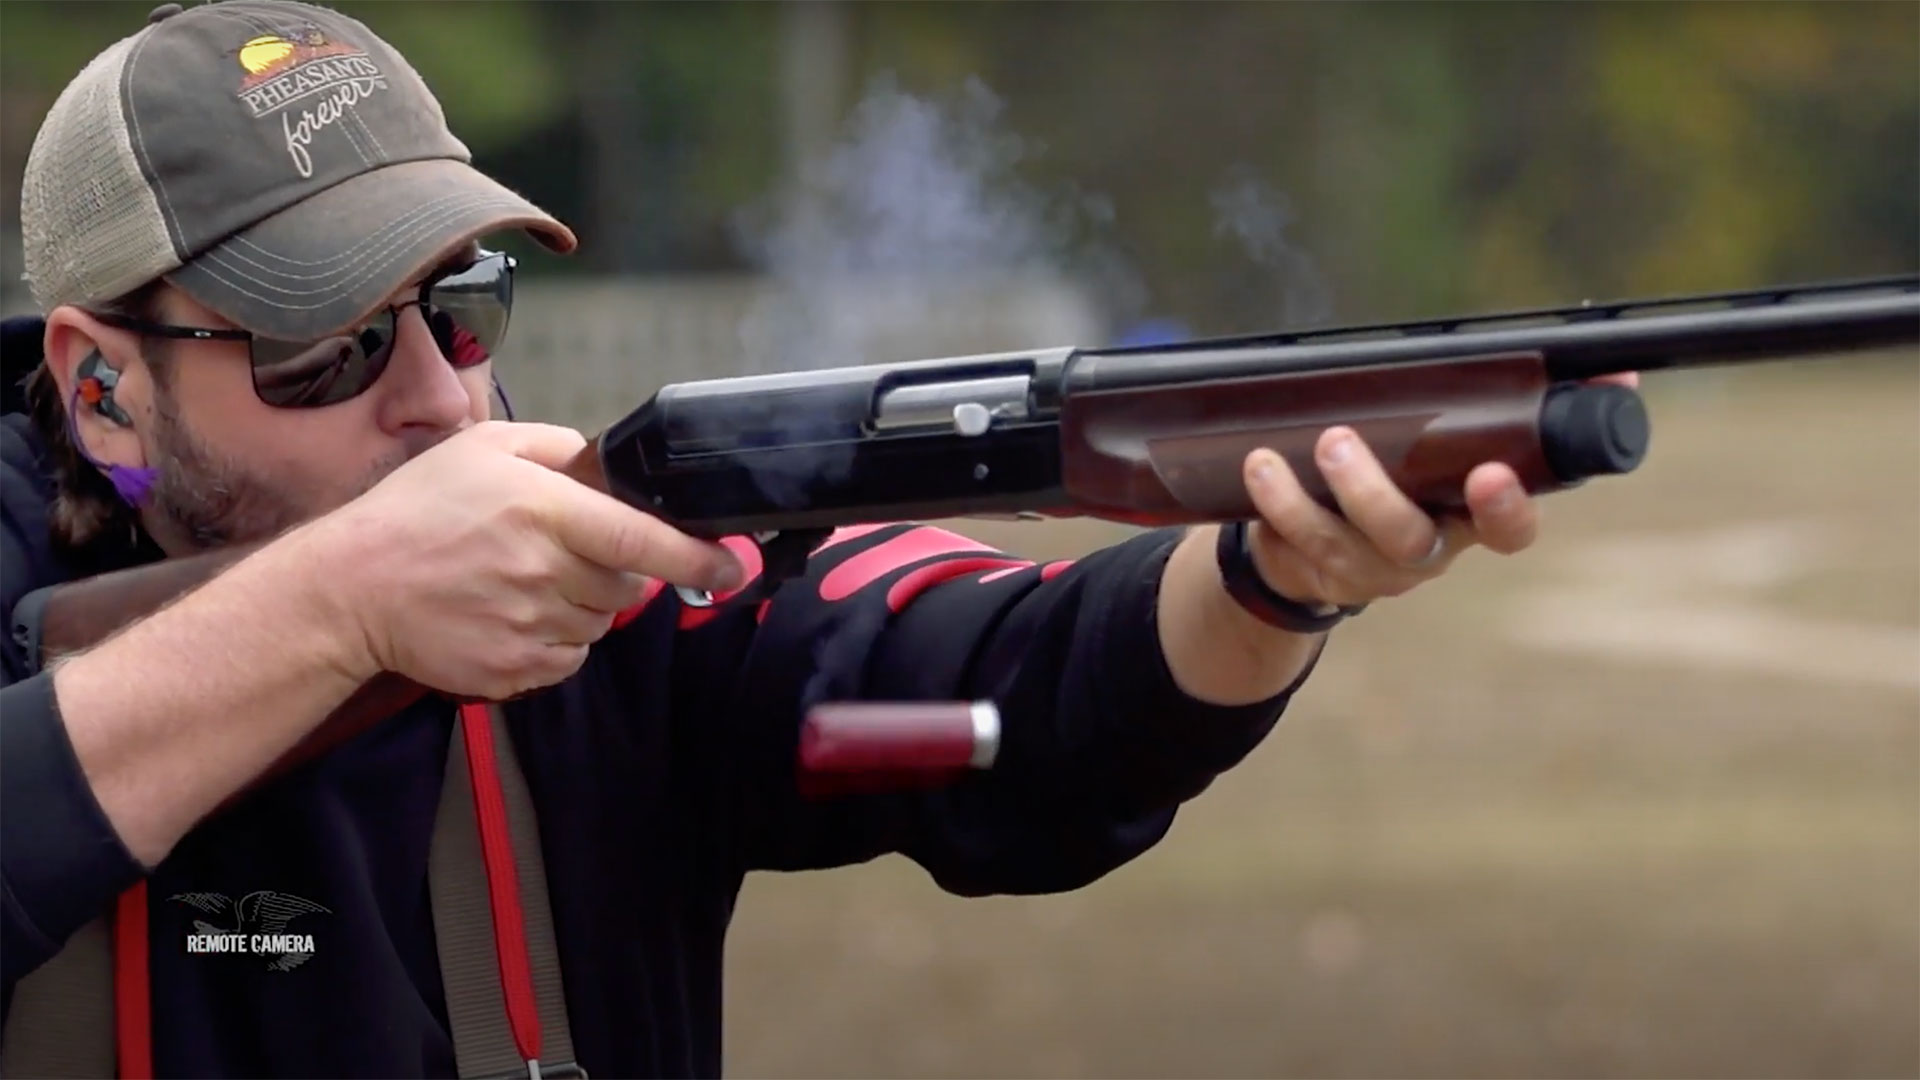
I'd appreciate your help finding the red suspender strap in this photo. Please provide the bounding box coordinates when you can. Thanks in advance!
[58,702,581,1079]
[433,704,583,1079]
[457,701,545,1070]
[112,883,153,1079]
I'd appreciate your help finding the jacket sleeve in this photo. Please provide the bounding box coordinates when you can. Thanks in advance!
[1,412,146,1001]
[651,522,1321,896]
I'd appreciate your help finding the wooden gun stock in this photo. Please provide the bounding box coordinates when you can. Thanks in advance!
[29,541,432,809]
[26,442,614,809]
[35,545,257,663]
[1055,352,1648,524]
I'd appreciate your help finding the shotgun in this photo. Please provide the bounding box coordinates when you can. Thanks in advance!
[18,273,1919,798]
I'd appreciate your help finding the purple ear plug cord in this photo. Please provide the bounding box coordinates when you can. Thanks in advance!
[67,383,159,506]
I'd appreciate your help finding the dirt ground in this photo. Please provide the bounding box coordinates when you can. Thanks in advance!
[720,356,1919,1079]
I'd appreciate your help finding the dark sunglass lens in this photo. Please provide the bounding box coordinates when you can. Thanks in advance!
[429,253,512,369]
[251,313,398,407]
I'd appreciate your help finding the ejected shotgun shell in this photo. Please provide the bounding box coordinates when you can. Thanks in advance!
[797,700,1000,796]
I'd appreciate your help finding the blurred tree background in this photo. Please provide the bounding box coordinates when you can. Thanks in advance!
[3,0,1915,335]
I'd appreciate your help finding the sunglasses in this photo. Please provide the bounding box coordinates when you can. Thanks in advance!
[91,251,516,408]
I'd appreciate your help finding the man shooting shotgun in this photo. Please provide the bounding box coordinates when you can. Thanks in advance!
[1,2,1914,1078]
[27,272,1913,803]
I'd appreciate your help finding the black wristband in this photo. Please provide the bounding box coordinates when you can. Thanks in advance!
[1213,520,1366,634]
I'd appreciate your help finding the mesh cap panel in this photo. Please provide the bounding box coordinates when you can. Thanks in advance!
[20,27,181,313]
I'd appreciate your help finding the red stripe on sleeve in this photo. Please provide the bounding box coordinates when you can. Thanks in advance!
[884,556,1034,612]
[973,558,1076,586]
[817,527,1000,602]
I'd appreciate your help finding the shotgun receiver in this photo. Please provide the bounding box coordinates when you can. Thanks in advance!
[20,273,1920,798]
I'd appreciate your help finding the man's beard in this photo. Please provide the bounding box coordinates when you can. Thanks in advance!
[146,391,415,550]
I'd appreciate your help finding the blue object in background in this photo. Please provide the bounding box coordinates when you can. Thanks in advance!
[1114,318,1191,348]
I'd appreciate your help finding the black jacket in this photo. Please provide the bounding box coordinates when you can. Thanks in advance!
[0,315,1311,1077]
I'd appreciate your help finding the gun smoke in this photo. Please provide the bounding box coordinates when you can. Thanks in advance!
[718,74,1141,510]
[732,74,1137,365]
[1208,166,1335,330]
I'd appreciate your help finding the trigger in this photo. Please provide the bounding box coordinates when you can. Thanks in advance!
[756,528,832,593]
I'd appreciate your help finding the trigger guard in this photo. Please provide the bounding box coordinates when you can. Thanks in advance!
[755,527,833,593]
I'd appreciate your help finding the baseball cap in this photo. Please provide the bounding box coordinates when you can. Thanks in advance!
[19,0,577,340]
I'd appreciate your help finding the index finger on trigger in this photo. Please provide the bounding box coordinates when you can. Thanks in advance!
[538,475,744,594]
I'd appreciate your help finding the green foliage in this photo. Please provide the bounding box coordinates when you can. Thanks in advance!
[2,0,1912,329]
[0,1,145,89]
[323,0,566,152]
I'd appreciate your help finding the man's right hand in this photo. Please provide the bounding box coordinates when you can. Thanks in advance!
[295,421,746,701]
[27,420,748,867]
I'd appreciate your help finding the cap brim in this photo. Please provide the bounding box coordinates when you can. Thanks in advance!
[165,158,577,340]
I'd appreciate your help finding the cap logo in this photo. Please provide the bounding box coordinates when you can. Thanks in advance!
[231,22,389,180]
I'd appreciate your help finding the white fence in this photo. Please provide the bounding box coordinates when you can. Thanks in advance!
[1,254,1109,433]
[497,273,1107,430]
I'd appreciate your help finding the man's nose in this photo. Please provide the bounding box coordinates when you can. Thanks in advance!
[370,306,474,432]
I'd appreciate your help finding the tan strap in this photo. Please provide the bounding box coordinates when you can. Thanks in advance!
[0,916,115,1077]
[429,705,579,1079]
[0,704,576,1079]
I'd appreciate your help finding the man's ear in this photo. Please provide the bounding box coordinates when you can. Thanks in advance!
[41,306,100,405]
[41,306,151,468]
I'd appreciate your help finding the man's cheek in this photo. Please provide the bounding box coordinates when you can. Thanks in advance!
[465,375,497,422]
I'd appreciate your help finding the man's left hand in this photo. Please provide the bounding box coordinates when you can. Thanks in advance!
[1243,371,1639,610]
[1155,372,1638,706]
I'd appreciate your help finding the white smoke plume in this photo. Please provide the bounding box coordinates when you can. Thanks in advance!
[1209,166,1335,329]
[730,73,1142,375]
[709,74,1143,509]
